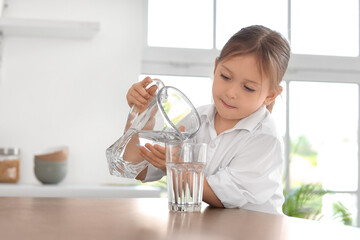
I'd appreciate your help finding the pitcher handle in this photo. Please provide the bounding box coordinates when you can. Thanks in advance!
[130,78,165,112]
[124,78,165,132]
[145,78,165,91]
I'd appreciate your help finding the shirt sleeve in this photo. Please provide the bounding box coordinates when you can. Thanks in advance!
[206,134,283,208]
[142,164,165,183]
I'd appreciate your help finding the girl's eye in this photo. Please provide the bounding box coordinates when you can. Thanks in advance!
[220,74,230,80]
[244,86,255,92]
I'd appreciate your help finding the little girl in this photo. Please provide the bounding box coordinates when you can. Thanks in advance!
[126,25,290,215]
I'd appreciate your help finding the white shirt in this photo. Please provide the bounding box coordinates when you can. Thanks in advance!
[143,104,284,215]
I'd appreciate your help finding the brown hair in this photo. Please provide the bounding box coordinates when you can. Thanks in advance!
[218,25,290,112]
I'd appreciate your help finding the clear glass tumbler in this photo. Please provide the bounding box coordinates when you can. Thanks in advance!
[166,142,207,212]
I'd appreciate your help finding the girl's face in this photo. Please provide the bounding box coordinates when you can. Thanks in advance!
[212,54,279,124]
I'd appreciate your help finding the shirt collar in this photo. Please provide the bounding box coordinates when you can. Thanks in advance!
[200,104,217,123]
[200,104,268,133]
[233,105,268,132]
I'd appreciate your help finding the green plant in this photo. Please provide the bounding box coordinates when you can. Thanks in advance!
[332,201,353,226]
[283,183,328,220]
[290,135,318,167]
[283,183,353,226]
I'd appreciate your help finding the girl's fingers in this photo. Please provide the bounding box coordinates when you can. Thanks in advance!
[128,77,159,108]
[127,94,145,108]
[140,77,158,97]
[154,144,166,155]
[134,84,151,100]
[139,147,155,163]
[147,85,158,97]
[141,77,152,87]
[130,91,148,105]
[132,99,145,109]
[140,145,165,165]
[139,147,162,169]
[145,143,165,160]
[127,89,146,104]
[139,151,159,169]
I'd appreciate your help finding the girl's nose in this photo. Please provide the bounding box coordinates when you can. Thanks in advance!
[225,87,237,99]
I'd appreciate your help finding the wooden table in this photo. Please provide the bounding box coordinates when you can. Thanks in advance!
[0,184,162,198]
[1,197,360,240]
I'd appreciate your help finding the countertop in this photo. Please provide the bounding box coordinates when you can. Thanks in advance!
[0,183,162,198]
[1,197,360,240]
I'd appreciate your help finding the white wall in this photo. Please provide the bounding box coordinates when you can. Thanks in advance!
[0,0,144,184]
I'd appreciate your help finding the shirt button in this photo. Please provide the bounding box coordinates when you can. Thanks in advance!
[210,141,216,148]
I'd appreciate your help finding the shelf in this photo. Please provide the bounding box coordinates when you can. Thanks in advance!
[0,184,163,198]
[0,18,100,39]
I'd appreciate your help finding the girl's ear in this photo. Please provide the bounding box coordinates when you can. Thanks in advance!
[264,86,283,106]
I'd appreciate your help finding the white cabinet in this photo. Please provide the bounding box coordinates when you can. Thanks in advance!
[0,18,100,39]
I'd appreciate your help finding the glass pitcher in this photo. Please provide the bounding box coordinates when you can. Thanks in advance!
[106,80,201,179]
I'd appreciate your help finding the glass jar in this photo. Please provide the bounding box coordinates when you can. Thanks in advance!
[0,148,20,183]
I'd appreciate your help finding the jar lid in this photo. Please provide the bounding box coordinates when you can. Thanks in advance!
[0,148,20,155]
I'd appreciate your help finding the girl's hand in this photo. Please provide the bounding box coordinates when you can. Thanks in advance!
[126,77,158,112]
[138,126,186,173]
[139,143,166,173]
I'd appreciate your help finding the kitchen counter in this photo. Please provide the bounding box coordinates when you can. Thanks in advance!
[0,183,162,198]
[1,197,360,240]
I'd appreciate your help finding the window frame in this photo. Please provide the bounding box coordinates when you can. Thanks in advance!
[142,0,360,226]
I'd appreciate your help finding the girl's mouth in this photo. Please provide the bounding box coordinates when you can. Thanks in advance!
[221,99,236,109]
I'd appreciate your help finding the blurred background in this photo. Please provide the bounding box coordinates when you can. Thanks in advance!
[0,0,359,227]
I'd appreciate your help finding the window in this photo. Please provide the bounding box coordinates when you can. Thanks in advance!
[139,74,212,108]
[289,82,358,191]
[143,0,360,227]
[216,0,288,49]
[291,0,359,57]
[271,82,287,139]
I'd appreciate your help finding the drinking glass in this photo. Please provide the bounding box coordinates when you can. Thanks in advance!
[166,142,207,212]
